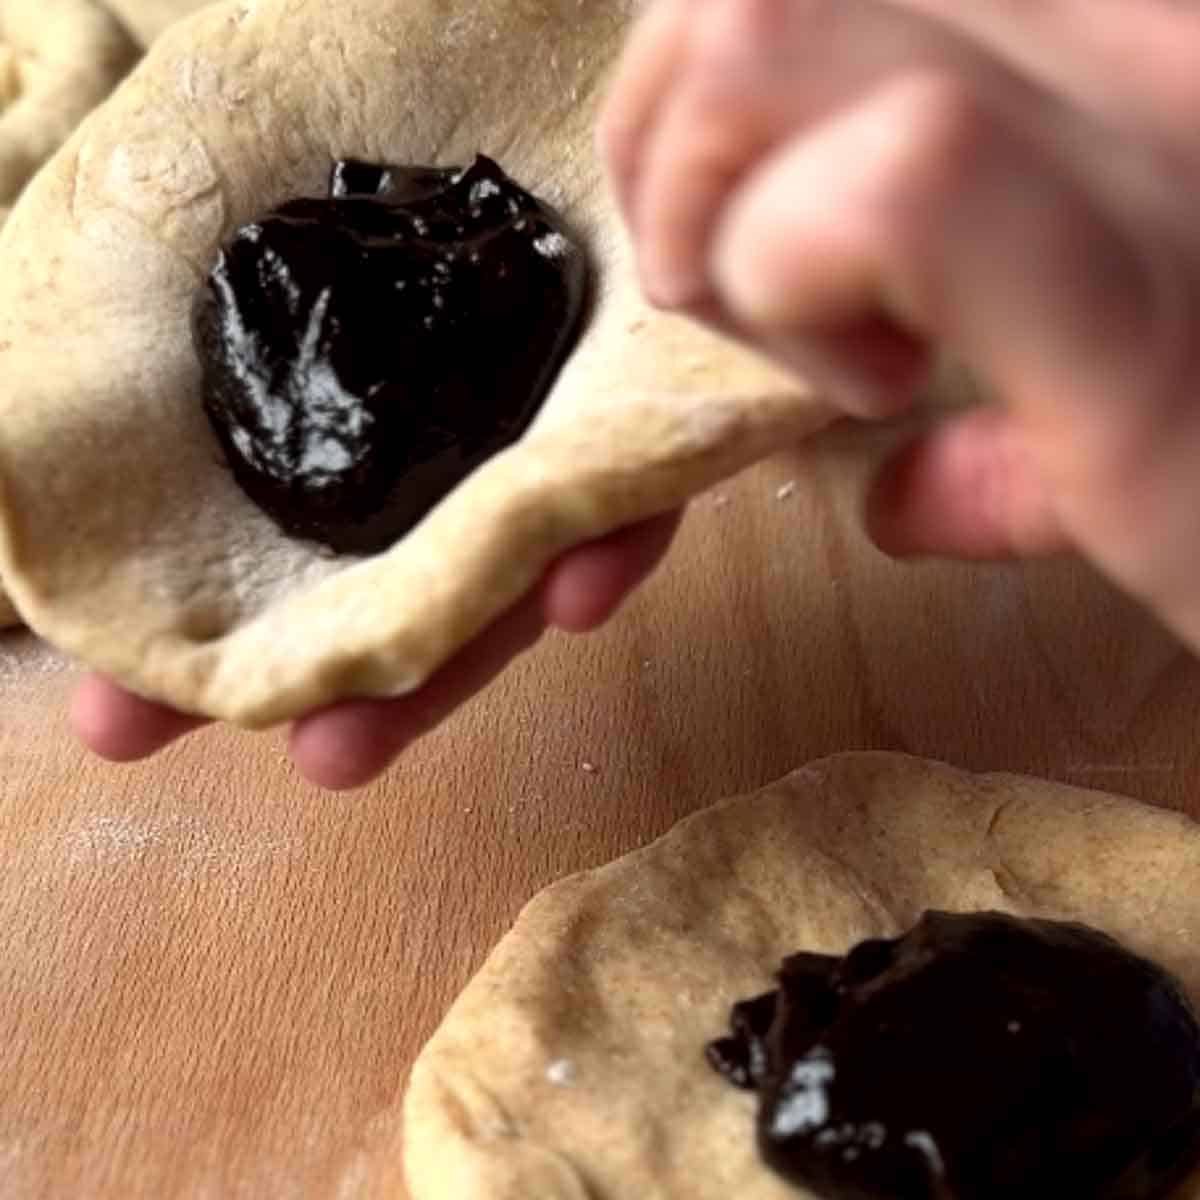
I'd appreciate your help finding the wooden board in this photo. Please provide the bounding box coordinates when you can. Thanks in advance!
[3,417,1200,1197]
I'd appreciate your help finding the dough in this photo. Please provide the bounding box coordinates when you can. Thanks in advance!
[0,0,139,631]
[403,752,1200,1200]
[0,0,138,212]
[0,0,832,727]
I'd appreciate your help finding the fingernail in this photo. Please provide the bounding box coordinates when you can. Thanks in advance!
[640,263,708,310]
[636,234,710,310]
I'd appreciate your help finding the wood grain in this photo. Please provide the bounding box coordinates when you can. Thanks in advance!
[2,417,1200,1197]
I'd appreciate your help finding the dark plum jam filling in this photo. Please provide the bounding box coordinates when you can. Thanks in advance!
[707,911,1200,1200]
[193,154,588,554]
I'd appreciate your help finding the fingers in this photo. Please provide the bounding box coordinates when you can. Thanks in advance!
[600,0,1132,426]
[288,514,681,789]
[597,0,696,221]
[73,513,676,790]
[544,509,683,632]
[602,0,1172,423]
[605,0,1200,638]
[760,317,931,420]
[288,591,548,790]
[706,71,974,416]
[867,406,1069,561]
[618,0,787,307]
[889,0,1200,137]
[711,69,1161,456]
[603,0,1030,313]
[712,68,1200,611]
[736,67,1200,629]
[71,673,206,761]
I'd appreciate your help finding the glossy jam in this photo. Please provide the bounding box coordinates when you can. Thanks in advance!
[706,911,1200,1200]
[193,155,588,554]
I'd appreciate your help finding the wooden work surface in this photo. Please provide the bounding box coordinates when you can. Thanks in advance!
[3,417,1200,1197]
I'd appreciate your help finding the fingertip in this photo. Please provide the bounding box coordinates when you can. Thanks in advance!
[635,106,757,313]
[289,701,402,791]
[71,673,205,761]
[69,675,118,755]
[760,315,932,420]
[596,0,693,222]
[289,512,687,788]
[290,592,550,789]
[866,410,1069,560]
[543,544,633,633]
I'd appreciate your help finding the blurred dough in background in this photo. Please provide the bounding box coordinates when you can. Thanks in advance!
[0,0,138,213]
[105,0,215,46]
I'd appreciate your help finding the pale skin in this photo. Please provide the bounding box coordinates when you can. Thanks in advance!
[73,0,1200,788]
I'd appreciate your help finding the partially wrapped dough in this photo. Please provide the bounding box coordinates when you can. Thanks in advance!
[104,0,215,47]
[404,752,1200,1199]
[0,0,836,725]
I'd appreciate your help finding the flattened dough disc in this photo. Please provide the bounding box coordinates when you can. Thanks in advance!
[0,0,834,725]
[403,751,1200,1200]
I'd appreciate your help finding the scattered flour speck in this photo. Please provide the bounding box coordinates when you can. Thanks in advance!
[546,1059,577,1086]
[0,634,70,687]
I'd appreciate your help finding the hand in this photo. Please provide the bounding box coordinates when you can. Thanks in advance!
[71,513,680,789]
[600,0,1200,651]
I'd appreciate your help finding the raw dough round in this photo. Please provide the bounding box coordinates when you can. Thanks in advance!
[403,752,1200,1200]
